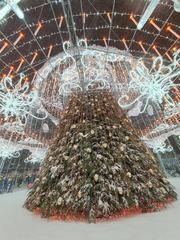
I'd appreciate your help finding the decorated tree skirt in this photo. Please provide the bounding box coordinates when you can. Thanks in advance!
[24,90,177,223]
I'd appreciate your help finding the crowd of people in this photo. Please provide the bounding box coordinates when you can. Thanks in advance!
[0,172,38,194]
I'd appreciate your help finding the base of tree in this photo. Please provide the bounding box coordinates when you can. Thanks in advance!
[31,197,174,223]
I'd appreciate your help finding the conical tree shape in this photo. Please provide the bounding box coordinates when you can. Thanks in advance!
[25,90,177,223]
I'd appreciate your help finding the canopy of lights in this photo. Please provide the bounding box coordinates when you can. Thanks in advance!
[0,0,179,172]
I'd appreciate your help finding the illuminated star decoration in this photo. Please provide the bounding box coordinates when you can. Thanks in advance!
[0,73,47,125]
[118,49,180,113]
[0,0,24,22]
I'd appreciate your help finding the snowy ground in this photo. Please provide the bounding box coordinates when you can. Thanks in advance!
[0,178,180,240]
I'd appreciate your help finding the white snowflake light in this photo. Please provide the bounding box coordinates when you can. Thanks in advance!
[0,73,47,125]
[152,142,173,154]
[0,138,20,160]
[118,49,180,113]
[143,136,174,154]
[24,149,47,163]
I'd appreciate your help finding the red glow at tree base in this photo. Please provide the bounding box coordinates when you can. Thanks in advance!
[32,197,174,223]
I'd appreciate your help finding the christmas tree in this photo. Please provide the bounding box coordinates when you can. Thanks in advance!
[25,90,177,223]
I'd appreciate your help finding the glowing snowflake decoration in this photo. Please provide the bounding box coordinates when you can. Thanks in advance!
[0,138,20,160]
[143,136,174,154]
[24,149,47,163]
[0,149,20,160]
[118,50,180,113]
[152,142,173,154]
[164,101,180,118]
[0,73,47,125]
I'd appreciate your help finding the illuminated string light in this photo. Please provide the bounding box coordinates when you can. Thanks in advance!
[0,34,170,76]
[122,38,129,50]
[0,12,178,74]
[82,12,86,24]
[2,74,7,79]
[13,32,24,46]
[107,12,112,23]
[165,52,173,62]
[167,26,180,39]
[172,46,177,52]
[103,37,108,47]
[149,19,161,31]
[0,42,8,54]
[32,71,37,83]
[7,66,14,77]
[16,58,24,72]
[47,45,53,58]
[138,41,147,54]
[129,14,137,26]
[58,16,64,28]
[152,45,161,56]
[0,2,178,120]
[34,22,42,36]
[30,52,38,65]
